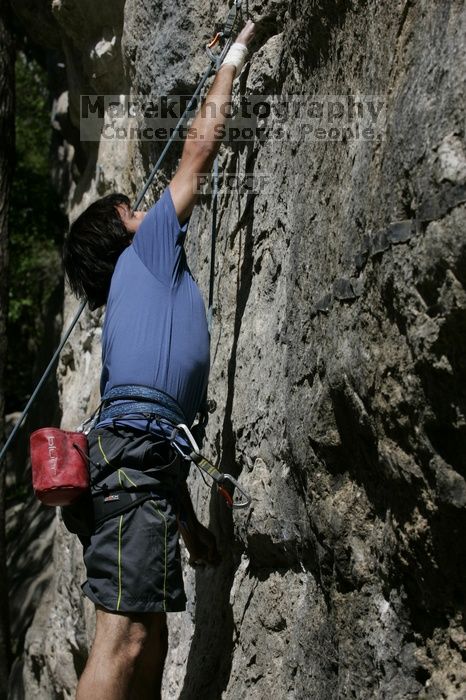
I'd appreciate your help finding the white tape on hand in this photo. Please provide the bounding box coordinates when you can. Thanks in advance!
[221,42,249,79]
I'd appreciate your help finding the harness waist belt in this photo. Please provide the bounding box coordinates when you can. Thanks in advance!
[99,385,187,426]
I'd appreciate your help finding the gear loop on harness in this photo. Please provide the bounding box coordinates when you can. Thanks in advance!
[77,385,252,510]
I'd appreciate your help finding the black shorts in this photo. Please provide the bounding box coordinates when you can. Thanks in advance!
[77,425,187,614]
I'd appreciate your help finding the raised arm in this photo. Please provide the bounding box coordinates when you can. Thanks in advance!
[169,20,256,223]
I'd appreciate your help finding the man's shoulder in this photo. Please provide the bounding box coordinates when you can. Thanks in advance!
[111,244,158,284]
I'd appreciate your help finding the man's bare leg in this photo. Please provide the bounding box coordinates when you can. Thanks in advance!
[132,613,168,698]
[76,606,167,700]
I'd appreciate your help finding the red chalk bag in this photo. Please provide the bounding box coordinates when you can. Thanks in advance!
[29,428,89,506]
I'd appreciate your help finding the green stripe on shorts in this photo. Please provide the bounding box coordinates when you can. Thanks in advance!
[150,500,168,613]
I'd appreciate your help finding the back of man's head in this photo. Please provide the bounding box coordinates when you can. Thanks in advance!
[63,193,132,310]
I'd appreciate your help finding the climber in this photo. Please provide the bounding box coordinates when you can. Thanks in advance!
[62,18,256,700]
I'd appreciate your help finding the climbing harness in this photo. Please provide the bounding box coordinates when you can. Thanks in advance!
[0,1,245,469]
[75,417,252,532]
[94,385,252,510]
[98,385,186,426]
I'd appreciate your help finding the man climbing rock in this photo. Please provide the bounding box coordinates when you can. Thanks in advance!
[63,19,256,700]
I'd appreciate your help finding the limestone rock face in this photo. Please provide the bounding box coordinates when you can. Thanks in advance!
[11,0,466,698]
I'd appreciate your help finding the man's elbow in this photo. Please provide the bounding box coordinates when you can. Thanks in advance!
[182,139,217,173]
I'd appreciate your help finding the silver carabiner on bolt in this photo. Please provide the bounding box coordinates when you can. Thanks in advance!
[219,473,251,509]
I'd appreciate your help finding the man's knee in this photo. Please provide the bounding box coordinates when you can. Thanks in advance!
[121,620,151,664]
[95,607,152,665]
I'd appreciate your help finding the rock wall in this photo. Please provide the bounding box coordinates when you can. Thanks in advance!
[11,0,466,698]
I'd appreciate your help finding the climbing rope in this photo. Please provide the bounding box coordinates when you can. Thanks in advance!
[208,150,220,332]
[0,1,244,465]
[0,300,87,464]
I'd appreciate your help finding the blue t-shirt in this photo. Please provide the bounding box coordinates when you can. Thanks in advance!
[98,187,210,431]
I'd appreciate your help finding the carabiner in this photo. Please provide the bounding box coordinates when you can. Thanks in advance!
[170,423,200,454]
[219,473,252,509]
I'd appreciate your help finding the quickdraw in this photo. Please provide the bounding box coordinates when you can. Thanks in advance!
[206,0,243,62]
[170,423,252,509]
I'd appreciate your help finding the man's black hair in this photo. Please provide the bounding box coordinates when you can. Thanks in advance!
[63,193,132,310]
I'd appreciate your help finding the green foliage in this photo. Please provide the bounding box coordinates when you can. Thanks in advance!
[15,52,50,176]
[6,52,65,409]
